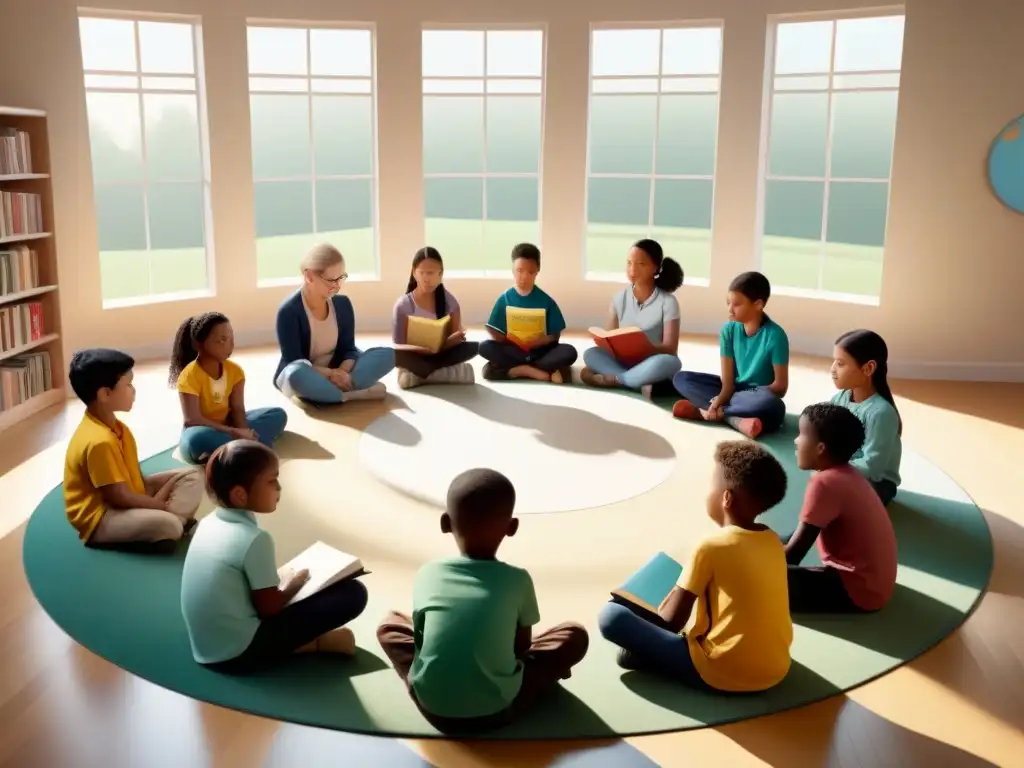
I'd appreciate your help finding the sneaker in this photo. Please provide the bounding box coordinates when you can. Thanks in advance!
[727,416,763,439]
[397,369,423,390]
[616,648,646,671]
[672,399,701,420]
[425,363,475,385]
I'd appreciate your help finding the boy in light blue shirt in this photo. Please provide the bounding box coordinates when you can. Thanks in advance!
[479,243,578,383]
[671,271,788,438]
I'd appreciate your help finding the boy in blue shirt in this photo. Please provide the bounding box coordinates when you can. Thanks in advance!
[479,243,578,382]
[671,271,788,438]
[376,468,589,733]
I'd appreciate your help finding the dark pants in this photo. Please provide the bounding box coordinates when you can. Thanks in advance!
[394,341,479,379]
[672,370,787,434]
[597,602,711,689]
[872,479,898,506]
[787,566,866,613]
[376,611,589,734]
[208,579,369,674]
[479,339,578,374]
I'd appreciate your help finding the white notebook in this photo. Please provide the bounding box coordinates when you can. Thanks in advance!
[278,541,366,606]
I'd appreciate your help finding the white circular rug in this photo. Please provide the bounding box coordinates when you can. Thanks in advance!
[357,382,678,514]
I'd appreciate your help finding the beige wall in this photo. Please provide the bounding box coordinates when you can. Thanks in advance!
[1,0,1022,379]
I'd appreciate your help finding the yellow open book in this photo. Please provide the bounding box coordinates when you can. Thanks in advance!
[406,314,452,354]
[506,307,546,344]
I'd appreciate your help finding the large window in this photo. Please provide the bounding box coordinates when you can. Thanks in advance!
[585,26,722,282]
[247,25,377,283]
[422,29,544,273]
[79,15,212,306]
[760,14,905,301]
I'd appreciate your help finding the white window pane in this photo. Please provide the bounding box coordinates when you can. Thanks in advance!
[84,74,139,89]
[774,21,833,75]
[423,79,485,94]
[486,79,542,94]
[423,31,484,77]
[144,93,201,181]
[79,17,137,72]
[774,75,829,91]
[592,29,660,76]
[592,78,659,94]
[662,27,722,75]
[249,77,308,93]
[311,78,372,94]
[250,94,311,178]
[138,21,195,74]
[85,92,144,183]
[486,30,543,77]
[833,73,900,90]
[661,77,719,93]
[834,16,905,72]
[142,76,197,91]
[310,28,372,76]
[247,27,308,75]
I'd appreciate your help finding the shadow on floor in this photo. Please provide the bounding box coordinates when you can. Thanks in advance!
[894,379,1024,431]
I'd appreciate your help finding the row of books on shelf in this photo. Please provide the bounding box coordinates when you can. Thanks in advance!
[0,301,45,353]
[0,191,44,239]
[0,128,33,176]
[0,245,40,296]
[0,349,52,413]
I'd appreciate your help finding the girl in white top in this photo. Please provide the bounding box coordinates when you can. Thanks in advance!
[582,238,684,397]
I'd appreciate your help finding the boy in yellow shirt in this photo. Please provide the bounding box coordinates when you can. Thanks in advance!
[598,441,793,692]
[64,348,204,552]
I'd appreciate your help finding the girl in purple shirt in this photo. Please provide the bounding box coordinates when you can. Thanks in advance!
[392,247,479,389]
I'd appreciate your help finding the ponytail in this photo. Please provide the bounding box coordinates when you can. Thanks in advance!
[434,284,448,319]
[632,238,684,293]
[836,329,902,436]
[407,246,447,319]
[168,312,229,387]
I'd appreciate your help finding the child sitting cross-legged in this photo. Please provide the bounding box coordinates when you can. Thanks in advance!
[784,403,898,613]
[598,441,793,693]
[479,243,578,383]
[672,271,788,438]
[377,468,589,733]
[64,348,204,552]
[180,440,369,672]
[169,312,288,465]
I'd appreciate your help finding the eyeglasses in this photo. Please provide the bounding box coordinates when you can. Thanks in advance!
[318,272,348,286]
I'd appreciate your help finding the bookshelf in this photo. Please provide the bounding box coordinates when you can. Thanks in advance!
[0,106,64,433]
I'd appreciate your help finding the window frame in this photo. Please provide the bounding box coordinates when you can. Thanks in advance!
[755,8,906,307]
[245,19,380,286]
[582,20,724,287]
[79,10,215,309]
[420,23,547,278]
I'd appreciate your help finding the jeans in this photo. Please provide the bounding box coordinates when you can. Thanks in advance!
[275,347,396,404]
[479,339,578,373]
[179,406,288,464]
[208,578,369,674]
[787,566,865,613]
[597,602,709,689]
[394,341,479,379]
[672,370,787,433]
[582,347,682,391]
[872,479,898,506]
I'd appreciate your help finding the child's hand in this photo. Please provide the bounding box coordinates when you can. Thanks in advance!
[231,427,258,440]
[446,329,466,346]
[330,369,353,391]
[281,568,310,591]
[153,475,180,510]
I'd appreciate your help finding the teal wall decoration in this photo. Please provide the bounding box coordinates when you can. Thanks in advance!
[988,113,1024,213]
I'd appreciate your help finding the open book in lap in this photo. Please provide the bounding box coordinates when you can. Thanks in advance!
[589,326,655,367]
[487,307,546,351]
[610,551,683,624]
[278,541,368,606]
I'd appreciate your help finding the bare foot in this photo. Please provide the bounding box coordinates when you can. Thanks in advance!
[640,384,653,400]
[509,365,550,381]
[580,367,616,387]
[298,627,357,656]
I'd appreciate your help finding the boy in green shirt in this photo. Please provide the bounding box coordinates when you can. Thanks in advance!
[376,468,589,733]
[479,243,578,383]
[671,271,789,438]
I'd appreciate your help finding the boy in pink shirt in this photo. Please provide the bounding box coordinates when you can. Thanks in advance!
[783,403,898,612]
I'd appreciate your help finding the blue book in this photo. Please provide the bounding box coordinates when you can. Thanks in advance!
[610,552,683,620]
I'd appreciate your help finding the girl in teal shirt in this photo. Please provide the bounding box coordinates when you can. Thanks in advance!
[829,330,903,505]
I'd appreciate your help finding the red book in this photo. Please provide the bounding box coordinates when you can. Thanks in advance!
[589,326,655,367]
[29,302,43,340]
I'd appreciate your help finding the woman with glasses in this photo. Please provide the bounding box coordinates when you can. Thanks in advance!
[274,244,395,404]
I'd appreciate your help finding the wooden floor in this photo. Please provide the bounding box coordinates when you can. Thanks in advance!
[1,340,1023,768]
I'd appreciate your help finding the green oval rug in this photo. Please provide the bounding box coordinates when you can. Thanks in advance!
[23,417,992,740]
